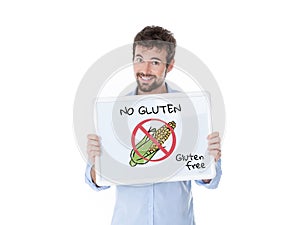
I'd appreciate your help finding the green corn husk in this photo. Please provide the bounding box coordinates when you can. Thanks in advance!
[129,121,176,167]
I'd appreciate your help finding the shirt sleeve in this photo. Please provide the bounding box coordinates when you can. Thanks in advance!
[85,164,110,191]
[194,159,222,189]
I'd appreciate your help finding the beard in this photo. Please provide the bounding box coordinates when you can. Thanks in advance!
[136,72,165,93]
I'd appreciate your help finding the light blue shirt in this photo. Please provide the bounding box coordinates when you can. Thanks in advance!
[85,84,222,225]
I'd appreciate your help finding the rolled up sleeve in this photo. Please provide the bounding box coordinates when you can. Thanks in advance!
[195,159,222,189]
[85,164,110,191]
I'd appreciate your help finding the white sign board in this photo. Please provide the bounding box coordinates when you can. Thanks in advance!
[95,92,216,185]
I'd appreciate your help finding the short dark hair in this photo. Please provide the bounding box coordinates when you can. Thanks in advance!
[133,26,176,65]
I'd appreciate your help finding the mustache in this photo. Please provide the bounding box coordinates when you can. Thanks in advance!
[136,72,156,78]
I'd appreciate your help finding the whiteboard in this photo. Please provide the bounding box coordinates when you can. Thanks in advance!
[95,92,216,186]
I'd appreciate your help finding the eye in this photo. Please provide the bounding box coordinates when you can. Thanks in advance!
[135,57,143,63]
[151,60,160,66]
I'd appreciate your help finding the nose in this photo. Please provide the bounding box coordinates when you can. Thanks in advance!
[140,61,152,74]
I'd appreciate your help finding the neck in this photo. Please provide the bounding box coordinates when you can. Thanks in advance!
[137,83,167,95]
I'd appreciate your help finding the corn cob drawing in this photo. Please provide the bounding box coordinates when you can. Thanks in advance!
[129,121,176,167]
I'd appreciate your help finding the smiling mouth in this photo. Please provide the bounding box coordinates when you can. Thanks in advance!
[137,73,155,82]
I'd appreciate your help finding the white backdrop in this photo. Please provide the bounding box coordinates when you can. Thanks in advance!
[0,1,299,225]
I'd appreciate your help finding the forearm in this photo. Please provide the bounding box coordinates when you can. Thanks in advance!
[202,179,212,184]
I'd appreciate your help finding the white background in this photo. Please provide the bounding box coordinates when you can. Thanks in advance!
[1,1,299,224]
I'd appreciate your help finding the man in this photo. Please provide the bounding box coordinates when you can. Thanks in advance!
[85,26,222,225]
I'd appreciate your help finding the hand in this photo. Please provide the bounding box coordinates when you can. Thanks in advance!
[87,134,101,164]
[202,132,222,184]
[87,134,101,184]
[207,131,221,162]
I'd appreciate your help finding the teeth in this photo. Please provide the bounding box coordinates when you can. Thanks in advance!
[141,76,151,81]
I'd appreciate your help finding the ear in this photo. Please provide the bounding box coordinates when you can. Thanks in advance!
[166,59,175,73]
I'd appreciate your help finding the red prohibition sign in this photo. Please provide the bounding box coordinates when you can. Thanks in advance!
[131,118,176,162]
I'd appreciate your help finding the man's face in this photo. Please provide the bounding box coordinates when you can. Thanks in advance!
[133,45,173,94]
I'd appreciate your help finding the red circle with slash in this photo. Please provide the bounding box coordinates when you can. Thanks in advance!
[131,118,176,162]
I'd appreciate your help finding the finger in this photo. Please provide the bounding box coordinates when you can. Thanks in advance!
[87,145,100,152]
[208,136,221,145]
[208,143,221,151]
[87,134,100,141]
[87,139,100,147]
[207,131,219,140]
[88,150,101,157]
